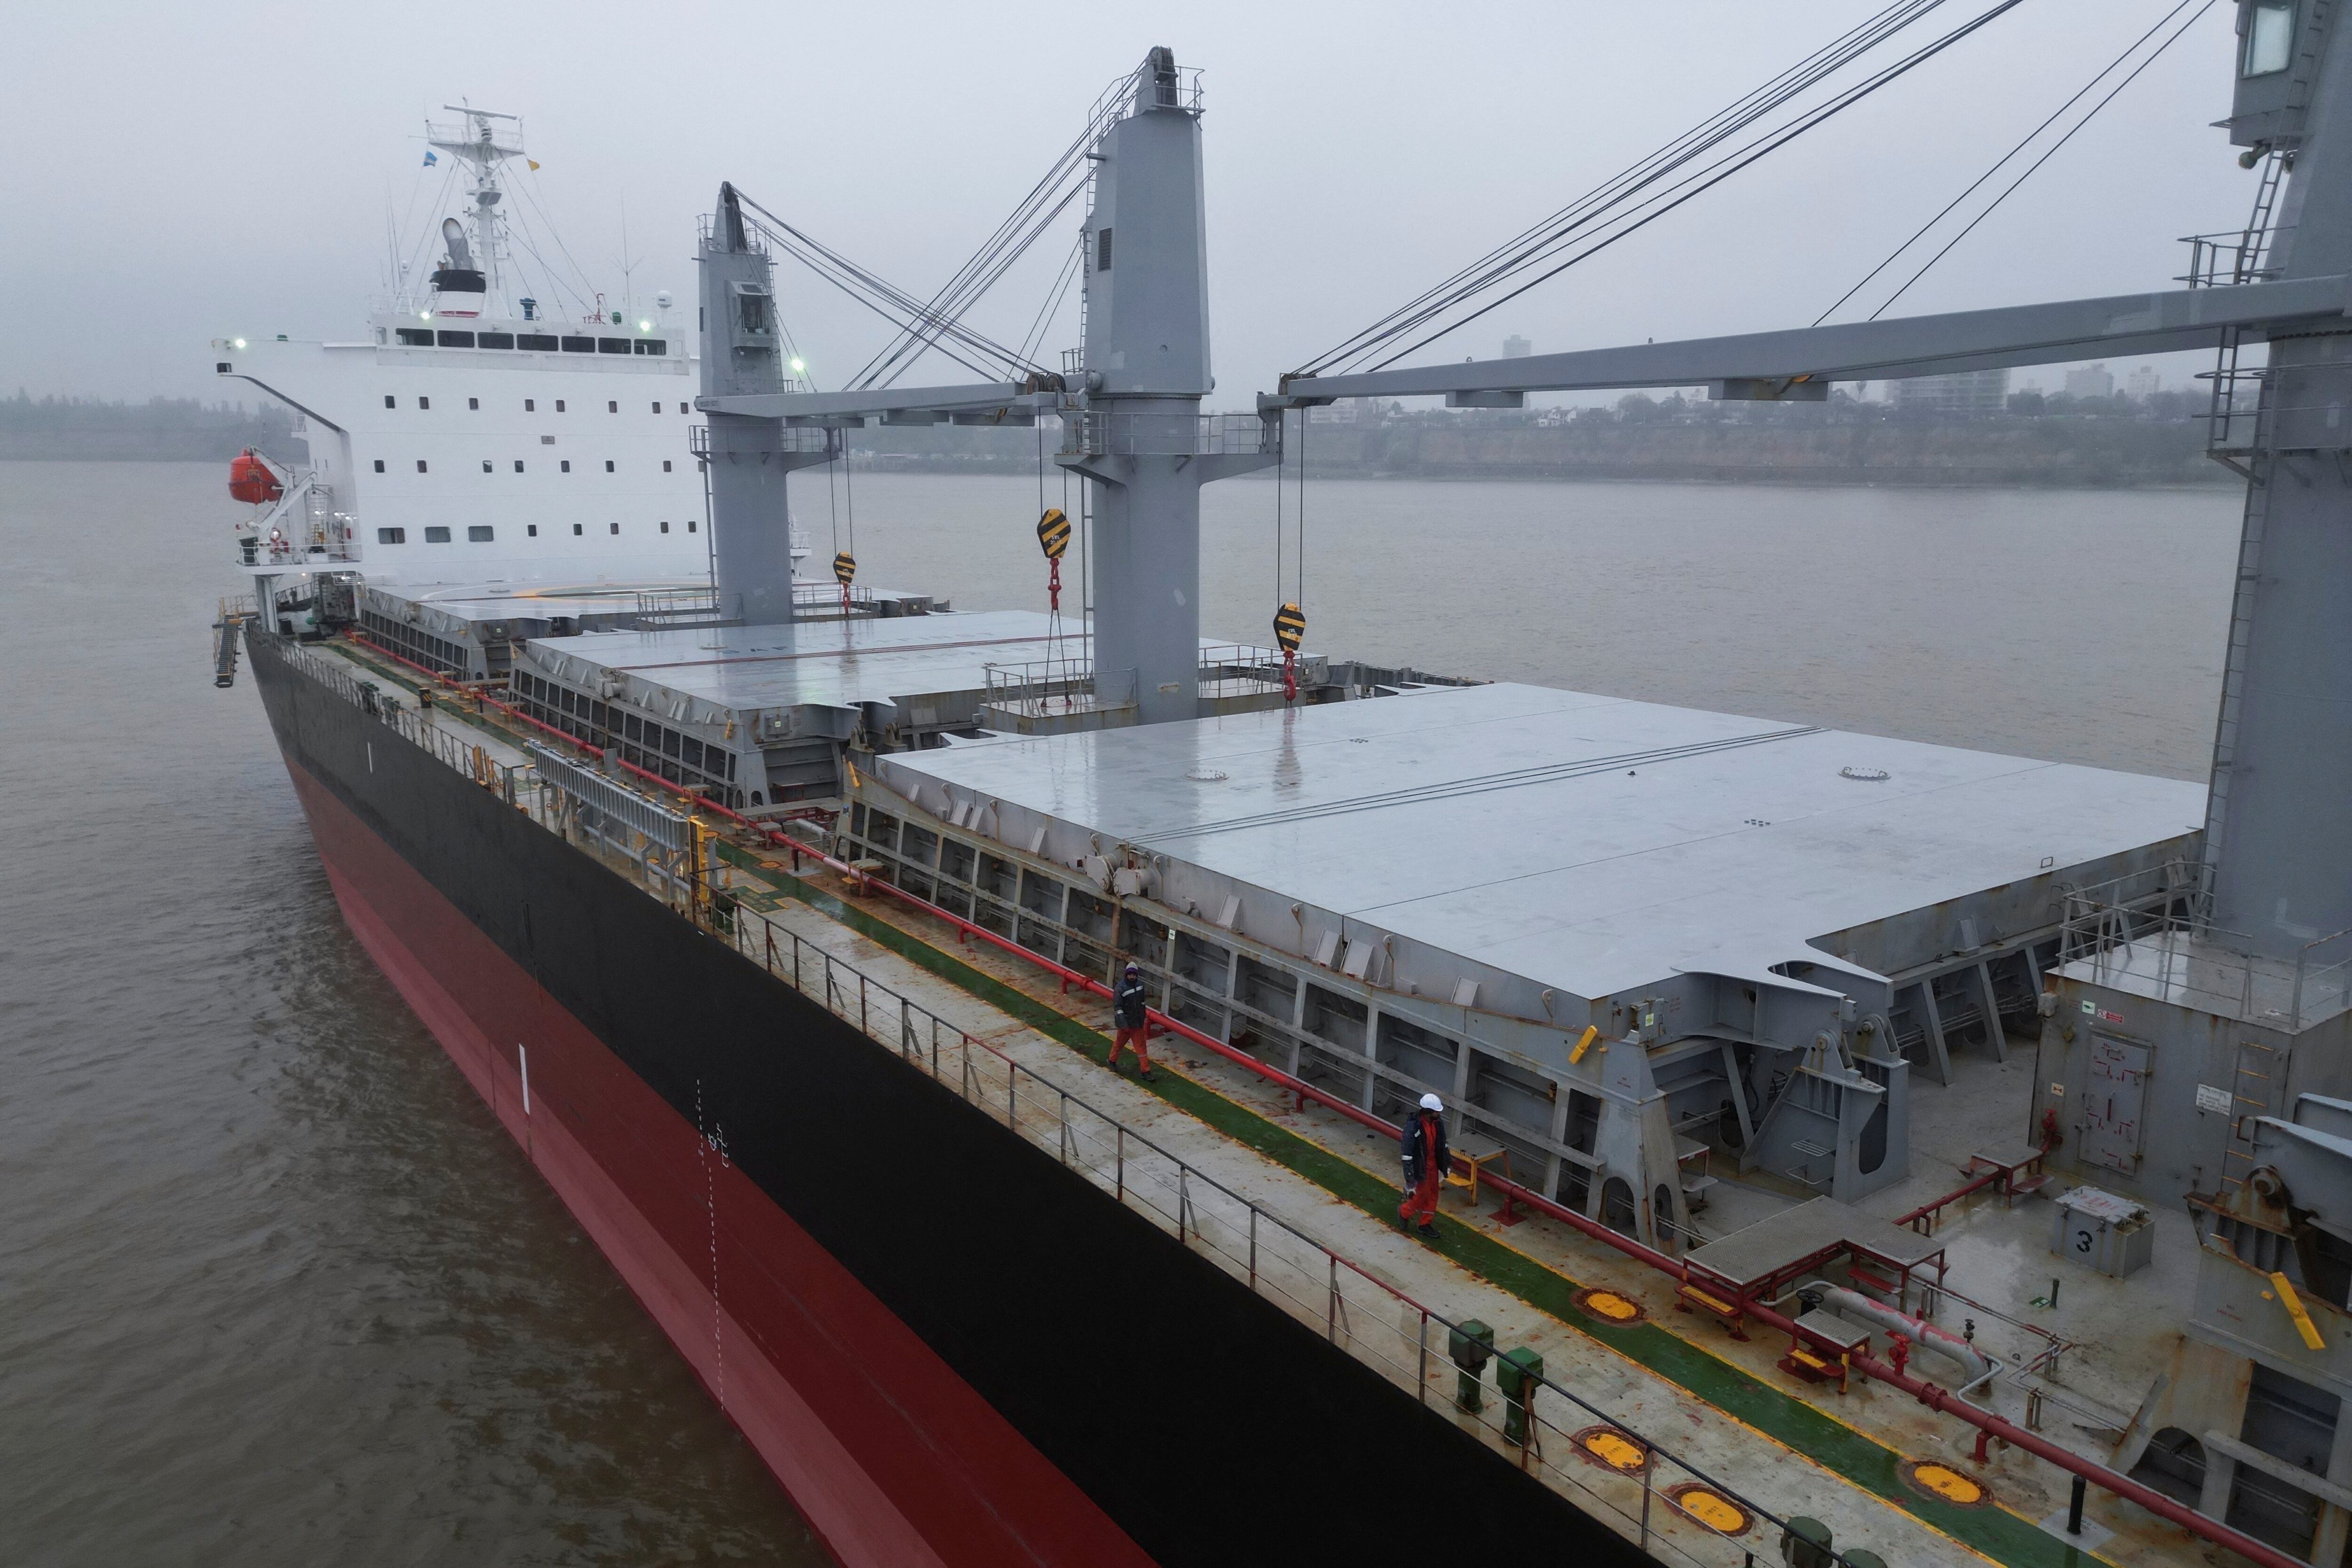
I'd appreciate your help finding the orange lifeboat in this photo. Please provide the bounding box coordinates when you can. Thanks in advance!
[229,449,282,506]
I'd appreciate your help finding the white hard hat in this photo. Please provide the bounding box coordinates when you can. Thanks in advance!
[1419,1093,1444,1112]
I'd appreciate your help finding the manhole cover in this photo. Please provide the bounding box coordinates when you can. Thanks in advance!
[1840,766,1891,782]
[1573,1286,1647,1325]
[1902,1458,1991,1506]
[1571,1425,1652,1475]
[1664,1483,1754,1536]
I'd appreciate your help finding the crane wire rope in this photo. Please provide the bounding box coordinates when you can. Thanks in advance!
[1814,0,2211,325]
[850,58,1154,390]
[1296,0,2027,378]
[1863,0,2217,320]
[1293,0,1950,377]
[728,190,1033,384]
[1355,0,2026,372]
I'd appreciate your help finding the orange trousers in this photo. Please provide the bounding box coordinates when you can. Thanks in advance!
[1108,1026,1151,1070]
[1399,1166,1442,1228]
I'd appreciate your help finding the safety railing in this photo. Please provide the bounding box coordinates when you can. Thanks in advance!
[982,657,1136,721]
[2178,225,2292,289]
[687,422,832,459]
[1061,410,1276,459]
[723,900,1828,1568]
[264,626,1843,1565]
[1197,642,1322,701]
[2058,860,2352,1029]
[1087,58,1205,127]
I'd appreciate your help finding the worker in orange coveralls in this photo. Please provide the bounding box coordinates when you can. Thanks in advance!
[1107,961,1155,1079]
[1399,1092,1449,1239]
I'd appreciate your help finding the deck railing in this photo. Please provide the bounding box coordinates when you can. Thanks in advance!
[263,626,1847,1566]
[724,899,1839,1568]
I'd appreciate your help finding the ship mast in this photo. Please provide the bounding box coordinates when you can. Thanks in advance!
[427,104,522,313]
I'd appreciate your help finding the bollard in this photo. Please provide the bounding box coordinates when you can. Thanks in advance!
[1448,1319,1495,1414]
[2067,1473,2087,1536]
[1495,1346,1544,1446]
[1780,1516,1834,1568]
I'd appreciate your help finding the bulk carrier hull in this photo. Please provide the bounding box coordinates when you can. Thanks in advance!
[246,630,1619,1567]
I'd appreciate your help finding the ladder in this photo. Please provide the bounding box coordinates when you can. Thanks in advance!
[2232,149,2289,284]
[2219,1038,2287,1196]
[2201,440,2273,892]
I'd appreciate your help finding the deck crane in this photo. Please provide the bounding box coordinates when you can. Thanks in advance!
[1265,0,2352,965]
[696,48,1278,724]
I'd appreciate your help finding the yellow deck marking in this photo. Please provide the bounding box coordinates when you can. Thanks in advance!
[1907,1461,1990,1506]
[1666,1483,1755,1536]
[1574,1425,1651,1474]
[1575,1287,1644,1323]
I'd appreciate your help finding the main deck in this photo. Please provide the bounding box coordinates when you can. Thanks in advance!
[263,618,2245,1568]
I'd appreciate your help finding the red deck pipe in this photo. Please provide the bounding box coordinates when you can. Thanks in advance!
[809,859,2304,1568]
[382,724,2290,1568]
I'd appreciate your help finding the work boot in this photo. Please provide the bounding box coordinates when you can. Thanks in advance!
[1416,1222,1440,1243]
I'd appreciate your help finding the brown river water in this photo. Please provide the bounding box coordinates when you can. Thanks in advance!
[0,461,2239,1564]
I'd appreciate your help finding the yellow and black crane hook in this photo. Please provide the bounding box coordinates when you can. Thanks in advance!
[1273,600,1305,702]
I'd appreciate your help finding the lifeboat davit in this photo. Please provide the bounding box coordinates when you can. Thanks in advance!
[229,449,282,506]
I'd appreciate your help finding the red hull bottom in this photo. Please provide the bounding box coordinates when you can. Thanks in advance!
[286,760,1151,1568]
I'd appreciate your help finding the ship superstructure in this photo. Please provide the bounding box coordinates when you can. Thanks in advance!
[215,16,2352,1568]
[213,106,802,600]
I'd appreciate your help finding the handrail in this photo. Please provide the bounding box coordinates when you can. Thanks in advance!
[264,627,2310,1568]
[816,783,2311,1568]
[723,898,1828,1568]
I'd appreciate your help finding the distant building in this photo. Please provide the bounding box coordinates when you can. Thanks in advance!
[1503,335,1532,359]
[2065,363,2116,399]
[1892,367,2010,415]
[2126,364,2162,400]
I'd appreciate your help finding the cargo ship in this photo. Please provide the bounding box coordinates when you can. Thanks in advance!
[217,18,2352,1568]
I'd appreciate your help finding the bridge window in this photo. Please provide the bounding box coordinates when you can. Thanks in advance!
[425,526,451,543]
[478,332,514,350]
[437,330,473,348]
[2244,2,2296,75]
[635,340,667,356]
[394,329,432,347]
[519,333,557,351]
[376,528,405,544]
[598,338,631,355]
[561,336,595,354]
[469,526,493,542]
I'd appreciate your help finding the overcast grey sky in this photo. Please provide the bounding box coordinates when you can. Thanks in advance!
[5,1,2256,406]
